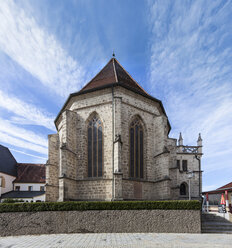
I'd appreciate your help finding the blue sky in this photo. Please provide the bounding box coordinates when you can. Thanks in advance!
[0,0,231,191]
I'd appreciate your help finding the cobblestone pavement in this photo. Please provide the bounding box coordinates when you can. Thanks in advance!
[0,233,232,248]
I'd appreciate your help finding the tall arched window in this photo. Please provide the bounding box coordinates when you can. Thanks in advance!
[129,118,144,178]
[87,115,103,177]
[180,182,188,195]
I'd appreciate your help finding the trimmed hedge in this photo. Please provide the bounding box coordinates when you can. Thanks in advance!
[0,200,201,213]
[2,198,24,203]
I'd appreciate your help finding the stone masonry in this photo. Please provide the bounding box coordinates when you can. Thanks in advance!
[45,58,203,202]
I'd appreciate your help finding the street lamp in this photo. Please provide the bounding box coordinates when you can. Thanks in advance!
[187,171,194,200]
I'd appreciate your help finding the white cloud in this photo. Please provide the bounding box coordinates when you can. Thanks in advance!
[148,0,232,176]
[0,1,85,97]
[0,118,48,148]
[0,90,55,130]
[0,131,47,155]
[10,148,47,161]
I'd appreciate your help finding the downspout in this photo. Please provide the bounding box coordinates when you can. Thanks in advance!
[195,155,201,198]
[112,85,115,201]
[112,58,118,201]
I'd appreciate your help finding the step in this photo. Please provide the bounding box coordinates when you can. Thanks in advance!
[202,227,232,232]
[202,213,228,218]
[202,214,231,222]
[202,229,232,234]
[202,222,232,226]
[202,219,229,223]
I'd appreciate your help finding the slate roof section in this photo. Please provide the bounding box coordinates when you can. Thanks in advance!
[14,163,45,183]
[1,191,45,199]
[0,144,17,176]
[80,58,149,96]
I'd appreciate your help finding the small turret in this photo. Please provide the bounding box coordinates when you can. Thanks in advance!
[178,132,183,146]
[197,133,203,153]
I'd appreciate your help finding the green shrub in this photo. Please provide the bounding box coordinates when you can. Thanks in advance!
[0,200,201,213]
[2,198,24,203]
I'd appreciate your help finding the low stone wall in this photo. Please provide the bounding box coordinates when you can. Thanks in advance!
[0,210,201,236]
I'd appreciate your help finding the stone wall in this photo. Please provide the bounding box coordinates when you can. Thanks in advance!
[0,210,201,236]
[46,85,202,202]
[45,134,59,202]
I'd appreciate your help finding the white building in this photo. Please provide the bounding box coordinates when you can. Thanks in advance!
[0,145,45,202]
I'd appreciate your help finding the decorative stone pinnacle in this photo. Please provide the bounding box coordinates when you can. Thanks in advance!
[197,133,202,142]
[178,132,183,146]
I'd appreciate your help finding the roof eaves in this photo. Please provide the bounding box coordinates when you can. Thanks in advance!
[54,82,171,133]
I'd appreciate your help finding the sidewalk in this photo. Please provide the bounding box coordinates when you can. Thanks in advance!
[0,233,232,248]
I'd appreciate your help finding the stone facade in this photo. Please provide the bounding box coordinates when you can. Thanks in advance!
[46,58,203,202]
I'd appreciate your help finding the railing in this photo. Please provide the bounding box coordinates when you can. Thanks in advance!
[177,146,199,153]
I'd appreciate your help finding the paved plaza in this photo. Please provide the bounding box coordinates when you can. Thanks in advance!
[0,233,232,248]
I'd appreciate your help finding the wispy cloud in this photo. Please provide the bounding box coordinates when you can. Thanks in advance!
[0,90,55,130]
[0,131,47,155]
[148,0,232,175]
[0,1,85,97]
[0,118,48,147]
[10,148,47,161]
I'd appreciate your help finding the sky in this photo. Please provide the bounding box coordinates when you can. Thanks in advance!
[0,0,231,191]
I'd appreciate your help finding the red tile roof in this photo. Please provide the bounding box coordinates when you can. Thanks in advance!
[54,57,171,134]
[14,163,45,183]
[80,58,150,96]
[203,182,232,194]
[217,182,232,190]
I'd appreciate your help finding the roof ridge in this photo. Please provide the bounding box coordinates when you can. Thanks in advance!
[112,58,118,82]
[113,58,150,96]
[81,58,115,92]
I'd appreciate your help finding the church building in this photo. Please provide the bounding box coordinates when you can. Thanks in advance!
[45,57,203,202]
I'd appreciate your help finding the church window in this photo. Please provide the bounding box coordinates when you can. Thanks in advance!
[87,116,103,177]
[180,183,188,195]
[176,160,180,169]
[182,160,188,171]
[129,118,144,178]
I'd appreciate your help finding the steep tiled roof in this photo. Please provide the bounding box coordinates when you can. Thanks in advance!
[1,191,45,199]
[203,182,232,194]
[55,57,171,133]
[217,182,232,190]
[80,58,149,96]
[0,144,17,176]
[14,163,45,183]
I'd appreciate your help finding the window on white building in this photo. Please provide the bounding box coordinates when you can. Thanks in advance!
[40,186,44,191]
[28,186,32,191]
[15,186,20,191]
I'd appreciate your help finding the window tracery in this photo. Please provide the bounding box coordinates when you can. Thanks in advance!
[87,115,103,177]
[129,118,144,178]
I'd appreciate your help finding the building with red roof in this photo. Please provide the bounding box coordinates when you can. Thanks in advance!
[203,182,232,212]
[0,145,45,202]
